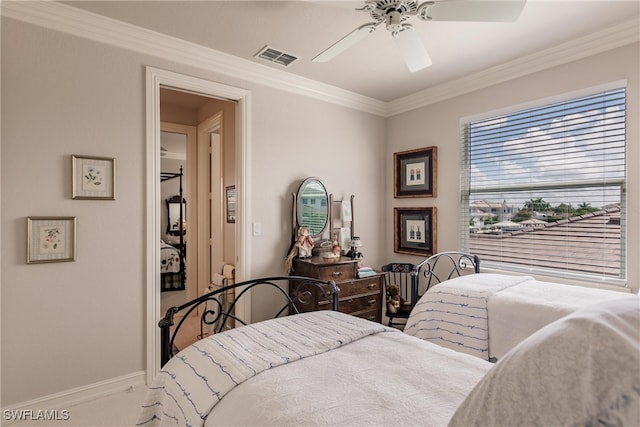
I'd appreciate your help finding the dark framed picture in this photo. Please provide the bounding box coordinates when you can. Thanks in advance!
[27,216,77,264]
[226,186,236,223]
[72,155,115,200]
[394,207,437,257]
[394,146,437,198]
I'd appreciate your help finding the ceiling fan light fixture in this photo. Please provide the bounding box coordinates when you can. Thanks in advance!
[394,25,432,72]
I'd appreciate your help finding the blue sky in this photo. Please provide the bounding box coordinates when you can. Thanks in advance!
[467,88,625,209]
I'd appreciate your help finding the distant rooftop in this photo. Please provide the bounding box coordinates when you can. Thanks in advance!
[469,207,621,277]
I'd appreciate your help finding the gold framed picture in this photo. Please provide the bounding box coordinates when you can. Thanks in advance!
[72,155,115,200]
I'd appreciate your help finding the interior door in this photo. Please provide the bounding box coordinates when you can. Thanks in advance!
[197,112,223,298]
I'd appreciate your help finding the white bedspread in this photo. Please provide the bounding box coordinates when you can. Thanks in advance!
[208,323,491,426]
[405,273,635,360]
[487,279,636,359]
[137,311,491,427]
[404,274,532,359]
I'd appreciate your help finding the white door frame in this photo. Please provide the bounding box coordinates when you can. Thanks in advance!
[146,67,251,382]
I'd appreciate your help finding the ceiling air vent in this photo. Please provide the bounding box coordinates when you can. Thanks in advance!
[255,46,299,67]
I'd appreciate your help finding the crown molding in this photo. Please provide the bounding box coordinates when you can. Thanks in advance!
[2,1,638,118]
[387,18,640,116]
[1,1,389,117]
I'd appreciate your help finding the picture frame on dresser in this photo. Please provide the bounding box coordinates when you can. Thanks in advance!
[394,146,437,198]
[394,207,436,257]
[27,216,77,264]
[71,155,115,200]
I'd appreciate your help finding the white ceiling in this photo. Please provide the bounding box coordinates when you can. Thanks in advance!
[65,1,639,102]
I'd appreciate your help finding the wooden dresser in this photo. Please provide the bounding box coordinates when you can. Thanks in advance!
[291,256,383,323]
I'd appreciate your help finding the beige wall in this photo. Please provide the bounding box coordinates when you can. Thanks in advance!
[0,18,385,405]
[1,12,637,408]
[386,43,640,293]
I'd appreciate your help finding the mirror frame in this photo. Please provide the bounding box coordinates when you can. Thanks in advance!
[294,177,329,240]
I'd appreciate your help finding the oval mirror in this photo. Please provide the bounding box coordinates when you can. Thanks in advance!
[296,177,328,237]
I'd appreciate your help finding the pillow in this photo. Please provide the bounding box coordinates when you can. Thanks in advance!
[448,297,640,427]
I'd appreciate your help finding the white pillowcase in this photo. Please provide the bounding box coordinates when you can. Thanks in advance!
[449,296,640,427]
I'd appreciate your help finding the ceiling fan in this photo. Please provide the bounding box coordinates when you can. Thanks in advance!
[312,0,527,72]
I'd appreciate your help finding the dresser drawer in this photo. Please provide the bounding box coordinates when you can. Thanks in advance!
[338,277,382,298]
[315,263,356,281]
[339,294,381,314]
[292,257,357,281]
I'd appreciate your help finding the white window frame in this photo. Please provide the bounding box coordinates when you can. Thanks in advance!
[459,82,627,287]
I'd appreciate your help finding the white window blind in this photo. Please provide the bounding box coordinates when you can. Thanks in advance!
[460,87,626,282]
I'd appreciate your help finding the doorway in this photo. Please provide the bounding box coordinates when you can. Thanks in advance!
[159,92,226,314]
[159,122,195,313]
[146,67,251,381]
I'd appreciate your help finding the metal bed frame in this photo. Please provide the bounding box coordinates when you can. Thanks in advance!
[412,251,481,305]
[159,276,339,366]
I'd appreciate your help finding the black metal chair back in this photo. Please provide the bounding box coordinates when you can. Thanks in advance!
[381,263,416,329]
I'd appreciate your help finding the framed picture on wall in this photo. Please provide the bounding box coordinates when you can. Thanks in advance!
[72,155,115,200]
[226,186,236,223]
[394,146,437,198]
[27,216,77,264]
[394,207,436,257]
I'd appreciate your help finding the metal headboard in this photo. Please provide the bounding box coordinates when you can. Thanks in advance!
[159,276,339,366]
[412,252,480,302]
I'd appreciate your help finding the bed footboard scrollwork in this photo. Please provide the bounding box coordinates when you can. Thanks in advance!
[159,276,339,366]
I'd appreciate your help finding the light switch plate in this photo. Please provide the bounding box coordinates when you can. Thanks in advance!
[253,222,262,236]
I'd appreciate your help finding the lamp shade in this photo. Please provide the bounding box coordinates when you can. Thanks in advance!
[350,237,363,248]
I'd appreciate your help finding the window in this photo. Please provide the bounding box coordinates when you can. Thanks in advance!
[460,86,626,283]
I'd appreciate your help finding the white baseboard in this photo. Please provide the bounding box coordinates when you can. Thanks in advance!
[1,371,146,423]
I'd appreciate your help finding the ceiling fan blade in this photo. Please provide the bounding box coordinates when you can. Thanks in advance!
[394,26,432,72]
[313,22,378,63]
[421,0,526,22]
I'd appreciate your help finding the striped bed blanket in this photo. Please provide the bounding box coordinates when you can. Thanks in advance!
[404,273,636,360]
[137,311,392,427]
[404,274,532,359]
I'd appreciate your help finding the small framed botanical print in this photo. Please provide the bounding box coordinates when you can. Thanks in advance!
[394,207,436,257]
[394,146,437,198]
[72,155,115,200]
[27,216,77,264]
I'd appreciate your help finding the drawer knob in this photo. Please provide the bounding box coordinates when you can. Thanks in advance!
[332,271,342,278]
[367,283,376,290]
[368,299,377,305]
